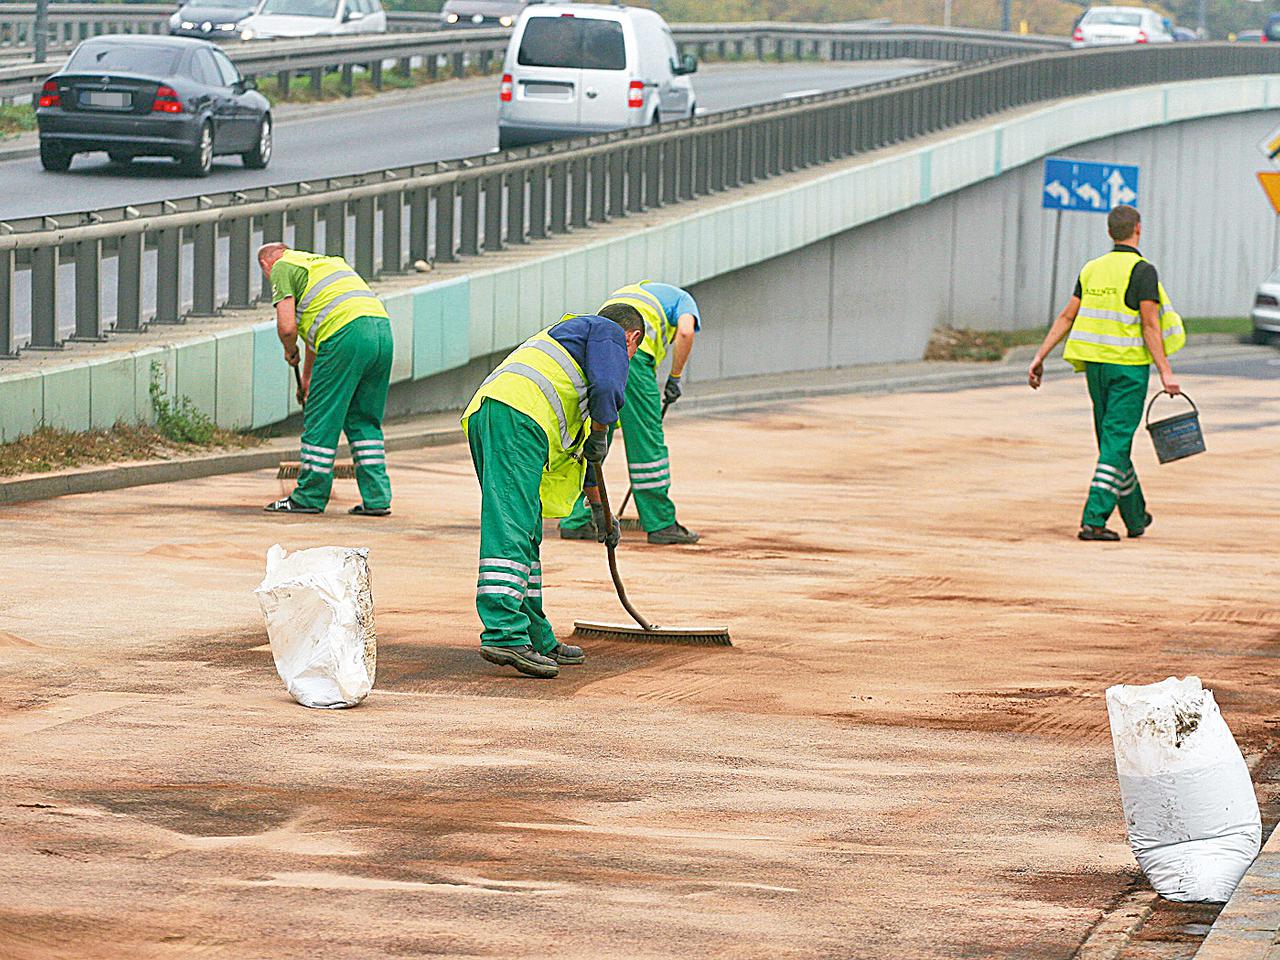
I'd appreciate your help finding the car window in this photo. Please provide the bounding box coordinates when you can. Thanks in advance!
[518,16,625,71]
[68,42,180,74]
[212,49,241,86]
[1083,9,1143,26]
[257,0,339,17]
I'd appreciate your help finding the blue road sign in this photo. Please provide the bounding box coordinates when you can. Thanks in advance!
[1042,157,1139,213]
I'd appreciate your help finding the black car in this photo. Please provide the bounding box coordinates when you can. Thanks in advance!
[35,35,272,176]
[168,0,257,39]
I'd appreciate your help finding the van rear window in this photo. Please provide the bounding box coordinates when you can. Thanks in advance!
[517,17,625,70]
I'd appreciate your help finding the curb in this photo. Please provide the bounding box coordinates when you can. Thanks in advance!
[1193,825,1280,959]
[0,342,1268,506]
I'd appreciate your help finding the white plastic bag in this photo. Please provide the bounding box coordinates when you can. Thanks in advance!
[255,544,377,709]
[1106,676,1260,902]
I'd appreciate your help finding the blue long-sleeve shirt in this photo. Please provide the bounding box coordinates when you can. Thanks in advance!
[548,315,630,424]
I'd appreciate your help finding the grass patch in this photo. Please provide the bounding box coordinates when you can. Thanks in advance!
[256,61,474,105]
[1184,316,1251,335]
[0,422,261,477]
[924,326,1046,362]
[0,104,36,139]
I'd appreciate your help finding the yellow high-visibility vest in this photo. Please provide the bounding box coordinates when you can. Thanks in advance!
[600,281,671,366]
[281,250,388,348]
[1063,250,1186,371]
[461,323,590,518]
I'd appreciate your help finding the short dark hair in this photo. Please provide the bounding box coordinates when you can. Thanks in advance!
[1108,205,1141,242]
[597,302,644,335]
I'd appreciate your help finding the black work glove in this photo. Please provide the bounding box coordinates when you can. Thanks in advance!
[583,429,609,464]
[663,375,683,405]
[590,501,621,548]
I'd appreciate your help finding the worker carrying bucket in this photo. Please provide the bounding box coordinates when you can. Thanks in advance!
[461,305,645,680]
[1027,205,1186,541]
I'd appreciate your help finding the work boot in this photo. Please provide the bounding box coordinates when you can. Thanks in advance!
[1127,513,1153,538]
[648,522,700,545]
[559,522,597,540]
[549,642,585,665]
[479,644,559,679]
[1078,524,1120,542]
[264,497,321,514]
[349,504,391,517]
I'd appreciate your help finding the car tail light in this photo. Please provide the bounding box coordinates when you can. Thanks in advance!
[152,85,183,113]
[628,80,644,109]
[1256,293,1278,307]
[1072,27,1083,42]
[1136,30,1148,43]
[559,12,574,16]
[38,80,60,108]
[500,73,513,103]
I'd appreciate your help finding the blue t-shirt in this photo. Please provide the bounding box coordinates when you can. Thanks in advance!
[547,315,629,425]
[645,282,701,334]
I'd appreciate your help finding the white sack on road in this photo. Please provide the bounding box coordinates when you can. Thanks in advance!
[1106,676,1260,902]
[255,544,377,709]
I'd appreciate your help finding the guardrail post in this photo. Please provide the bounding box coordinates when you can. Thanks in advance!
[191,221,217,316]
[355,195,376,277]
[483,172,503,251]
[460,177,480,254]
[451,51,465,79]
[396,57,411,78]
[307,67,323,95]
[382,192,403,273]
[28,246,60,349]
[277,70,290,100]
[608,148,626,218]
[71,239,105,341]
[588,155,606,223]
[679,134,695,200]
[408,187,427,264]
[153,228,181,325]
[324,201,345,257]
[480,50,492,74]
[528,164,547,239]
[0,249,15,358]
[626,145,644,213]
[569,157,588,228]
[661,140,677,204]
[644,141,661,209]
[260,211,284,301]
[226,216,252,309]
[506,170,526,244]
[371,60,383,91]
[549,161,568,234]
[116,232,143,332]
[434,182,456,262]
[340,63,354,96]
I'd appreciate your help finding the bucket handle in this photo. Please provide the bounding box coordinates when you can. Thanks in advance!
[1145,390,1197,428]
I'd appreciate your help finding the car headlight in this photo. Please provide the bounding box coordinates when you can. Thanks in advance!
[219,22,237,30]
[499,15,513,26]
[445,12,459,22]
[471,13,483,23]
[181,20,195,29]
[240,27,256,39]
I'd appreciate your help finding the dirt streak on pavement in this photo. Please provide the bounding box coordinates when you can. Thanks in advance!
[0,371,1277,959]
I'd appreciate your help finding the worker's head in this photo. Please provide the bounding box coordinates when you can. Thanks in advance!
[1107,205,1141,246]
[257,242,290,279]
[597,303,645,358]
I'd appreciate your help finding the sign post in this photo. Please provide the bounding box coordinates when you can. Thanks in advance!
[1041,157,1141,325]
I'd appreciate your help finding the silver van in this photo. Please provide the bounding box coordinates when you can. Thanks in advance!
[497,2,696,149]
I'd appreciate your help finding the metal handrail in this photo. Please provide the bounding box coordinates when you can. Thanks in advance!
[0,42,1268,356]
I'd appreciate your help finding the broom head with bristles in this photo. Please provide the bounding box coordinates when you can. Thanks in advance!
[277,461,357,480]
[572,621,732,645]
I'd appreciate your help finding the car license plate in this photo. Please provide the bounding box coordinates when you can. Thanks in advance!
[80,90,131,109]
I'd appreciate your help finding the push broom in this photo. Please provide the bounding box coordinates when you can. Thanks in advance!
[276,364,355,493]
[572,465,730,646]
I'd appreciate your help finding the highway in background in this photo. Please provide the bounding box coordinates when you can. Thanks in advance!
[0,61,932,221]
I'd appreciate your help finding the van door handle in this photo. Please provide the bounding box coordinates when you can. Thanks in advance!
[585,88,598,99]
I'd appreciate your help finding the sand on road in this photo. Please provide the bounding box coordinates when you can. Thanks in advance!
[0,368,1277,959]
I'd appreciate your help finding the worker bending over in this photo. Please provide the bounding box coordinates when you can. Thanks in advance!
[462,305,645,679]
[259,243,394,516]
[560,280,702,545]
[1028,205,1185,541]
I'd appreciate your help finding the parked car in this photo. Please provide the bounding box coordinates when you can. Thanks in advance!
[442,0,533,29]
[1251,269,1280,343]
[237,0,386,40]
[1171,25,1198,41]
[1071,6,1175,46]
[1265,13,1280,41]
[168,0,256,39]
[35,35,272,176]
[497,2,696,150]
[1235,29,1265,42]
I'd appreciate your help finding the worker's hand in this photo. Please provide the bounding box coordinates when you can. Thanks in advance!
[1161,371,1182,396]
[284,346,300,367]
[300,374,311,405]
[583,430,608,464]
[590,502,621,548]
[1028,357,1044,390]
[663,375,683,405]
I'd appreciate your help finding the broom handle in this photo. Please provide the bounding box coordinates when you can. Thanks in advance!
[617,398,671,518]
[292,363,305,410]
[595,468,655,632]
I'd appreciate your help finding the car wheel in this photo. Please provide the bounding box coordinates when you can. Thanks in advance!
[39,141,71,172]
[242,115,272,169]
[181,121,214,177]
[1251,329,1275,346]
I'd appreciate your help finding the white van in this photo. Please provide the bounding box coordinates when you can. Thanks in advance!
[497,2,696,149]
[238,0,386,40]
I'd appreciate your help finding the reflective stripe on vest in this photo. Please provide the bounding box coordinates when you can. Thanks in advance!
[279,250,388,347]
[602,281,669,365]
[1063,251,1186,370]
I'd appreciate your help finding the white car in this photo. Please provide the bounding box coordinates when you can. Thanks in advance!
[497,3,697,150]
[238,0,386,40]
[1072,6,1175,46]
[1251,268,1280,344]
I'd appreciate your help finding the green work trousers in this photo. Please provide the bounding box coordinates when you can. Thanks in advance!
[561,351,676,533]
[1081,361,1149,532]
[468,398,557,653]
[291,316,394,512]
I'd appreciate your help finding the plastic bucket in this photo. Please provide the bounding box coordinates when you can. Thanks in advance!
[1145,391,1205,464]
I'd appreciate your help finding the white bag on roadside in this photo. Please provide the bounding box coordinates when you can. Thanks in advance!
[1106,676,1260,903]
[255,544,377,709]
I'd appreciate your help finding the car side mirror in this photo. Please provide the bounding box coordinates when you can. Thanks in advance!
[344,8,364,21]
[678,53,697,75]
[233,77,256,93]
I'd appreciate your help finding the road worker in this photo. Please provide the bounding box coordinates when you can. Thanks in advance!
[462,304,645,679]
[1027,205,1185,541]
[258,242,394,516]
[559,281,702,545]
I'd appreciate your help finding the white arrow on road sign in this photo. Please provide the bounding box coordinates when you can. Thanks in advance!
[1044,180,1071,205]
[1107,169,1137,205]
[1076,183,1104,209]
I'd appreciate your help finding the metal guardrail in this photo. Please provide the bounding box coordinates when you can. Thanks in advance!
[0,43,1268,357]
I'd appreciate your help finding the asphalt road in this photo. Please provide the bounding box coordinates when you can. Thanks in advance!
[0,61,930,221]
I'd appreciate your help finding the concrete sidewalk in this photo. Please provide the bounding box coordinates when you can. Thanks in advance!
[1196,826,1280,959]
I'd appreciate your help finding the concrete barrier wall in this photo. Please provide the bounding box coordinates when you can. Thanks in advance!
[2,75,1277,441]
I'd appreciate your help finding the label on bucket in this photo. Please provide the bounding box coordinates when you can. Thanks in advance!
[1149,412,1205,464]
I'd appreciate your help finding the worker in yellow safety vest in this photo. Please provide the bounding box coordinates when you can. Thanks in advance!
[1027,205,1185,541]
[258,243,394,516]
[462,303,645,680]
